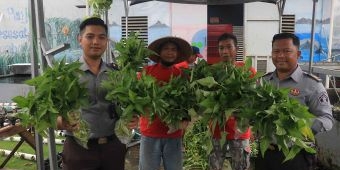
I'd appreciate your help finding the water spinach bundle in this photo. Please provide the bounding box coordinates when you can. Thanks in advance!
[87,0,113,17]
[12,59,90,148]
[190,59,259,144]
[102,33,156,143]
[103,33,196,142]
[188,59,315,161]
[238,80,315,161]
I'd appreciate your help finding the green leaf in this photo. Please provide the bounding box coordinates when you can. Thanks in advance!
[283,146,302,162]
[260,137,270,157]
[196,77,219,88]
[276,125,287,136]
[12,96,30,108]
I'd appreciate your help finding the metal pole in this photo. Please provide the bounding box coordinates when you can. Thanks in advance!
[104,10,111,63]
[86,0,90,16]
[34,0,58,169]
[328,0,335,61]
[325,0,336,88]
[308,0,318,74]
[28,0,39,78]
[277,0,286,33]
[47,128,58,170]
[0,140,25,168]
[34,0,49,70]
[28,0,44,169]
[278,13,282,33]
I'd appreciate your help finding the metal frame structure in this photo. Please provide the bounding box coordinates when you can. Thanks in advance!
[29,0,70,169]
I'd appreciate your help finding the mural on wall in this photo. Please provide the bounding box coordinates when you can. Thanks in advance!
[332,1,340,60]
[285,0,332,62]
[0,0,85,76]
[109,1,207,57]
[46,18,82,62]
[0,0,207,76]
[0,1,30,75]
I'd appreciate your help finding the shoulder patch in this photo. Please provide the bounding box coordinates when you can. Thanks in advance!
[318,91,330,105]
[303,72,321,82]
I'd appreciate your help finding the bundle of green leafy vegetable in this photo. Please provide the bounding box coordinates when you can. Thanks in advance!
[102,33,156,143]
[187,58,315,161]
[157,75,196,133]
[114,33,152,71]
[87,0,113,17]
[237,79,315,161]
[12,58,90,148]
[103,33,197,143]
[189,59,259,144]
[103,69,159,143]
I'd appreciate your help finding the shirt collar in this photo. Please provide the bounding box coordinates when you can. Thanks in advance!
[272,65,303,83]
[290,65,303,82]
[79,56,89,71]
[79,56,109,72]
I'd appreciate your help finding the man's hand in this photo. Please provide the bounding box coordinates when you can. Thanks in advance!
[57,116,79,132]
[127,115,139,130]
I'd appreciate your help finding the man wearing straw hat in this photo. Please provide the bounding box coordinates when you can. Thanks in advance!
[139,36,192,170]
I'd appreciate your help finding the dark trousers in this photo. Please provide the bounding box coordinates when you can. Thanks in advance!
[255,147,316,170]
[62,135,127,170]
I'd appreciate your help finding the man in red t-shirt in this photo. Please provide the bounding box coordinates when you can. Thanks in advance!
[209,33,256,170]
[175,46,203,69]
[139,36,192,170]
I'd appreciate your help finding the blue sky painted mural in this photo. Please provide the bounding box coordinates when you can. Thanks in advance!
[285,0,337,62]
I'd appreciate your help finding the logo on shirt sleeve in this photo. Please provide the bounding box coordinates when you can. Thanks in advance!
[318,92,329,105]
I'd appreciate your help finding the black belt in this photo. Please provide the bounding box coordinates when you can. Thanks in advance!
[66,135,115,145]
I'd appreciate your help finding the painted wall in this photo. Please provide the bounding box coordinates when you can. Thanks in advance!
[110,1,207,58]
[0,1,30,75]
[330,0,340,60]
[245,0,339,72]
[285,0,332,62]
[0,0,207,76]
[0,0,339,76]
[244,2,278,72]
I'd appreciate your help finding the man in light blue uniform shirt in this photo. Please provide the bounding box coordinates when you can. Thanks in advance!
[255,33,334,170]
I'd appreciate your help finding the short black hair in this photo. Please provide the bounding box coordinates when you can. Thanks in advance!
[217,33,237,47]
[79,17,108,35]
[272,33,300,49]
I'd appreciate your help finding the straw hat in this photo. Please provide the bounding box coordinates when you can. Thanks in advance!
[148,36,192,64]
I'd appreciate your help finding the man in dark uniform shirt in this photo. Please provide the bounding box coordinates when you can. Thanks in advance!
[57,17,138,170]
